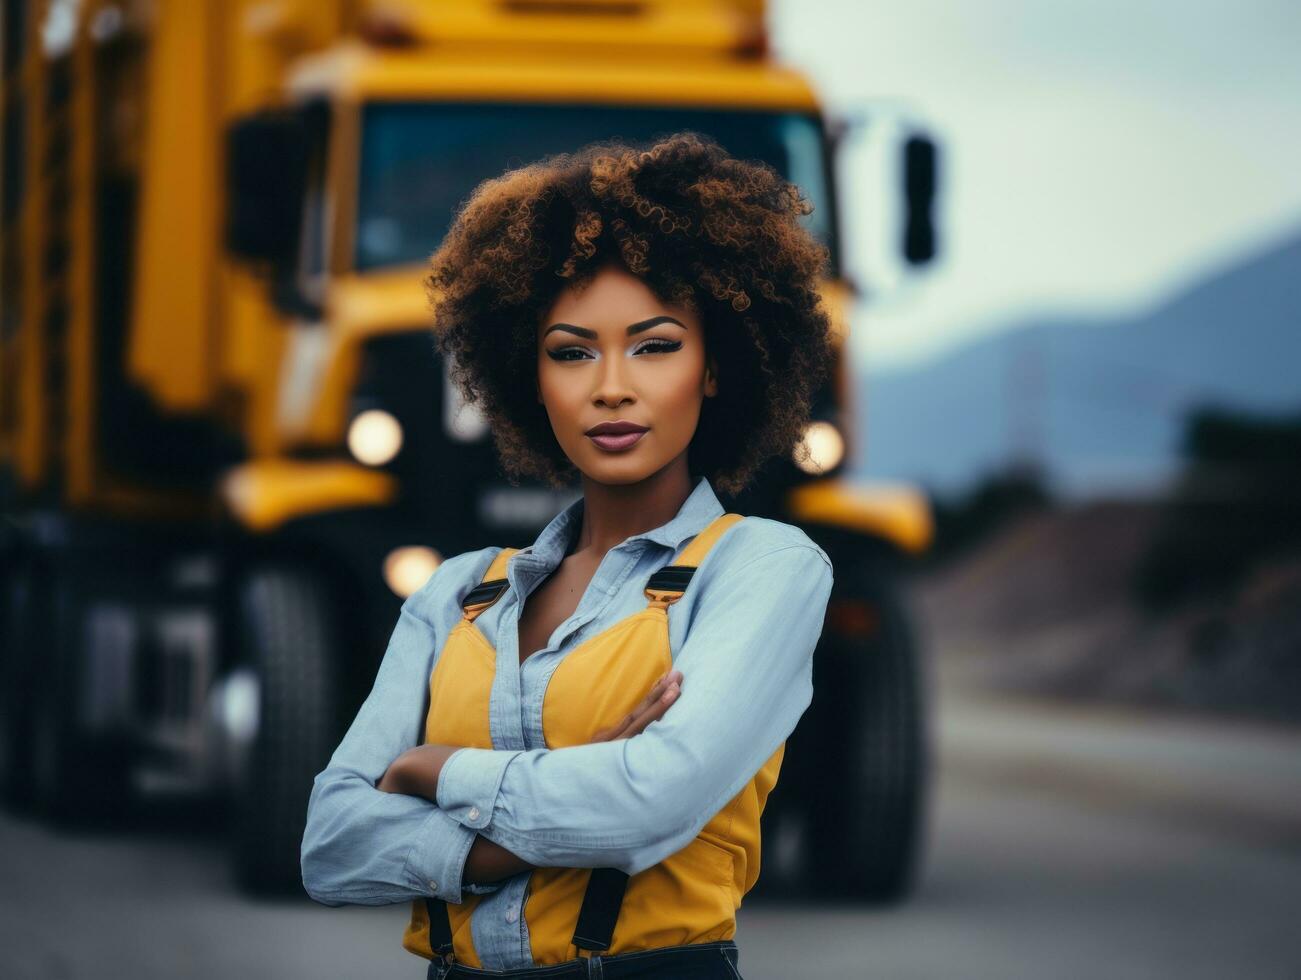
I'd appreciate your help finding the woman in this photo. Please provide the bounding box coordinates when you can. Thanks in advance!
[301,131,836,979]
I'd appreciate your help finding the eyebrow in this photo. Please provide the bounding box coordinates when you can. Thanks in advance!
[543,315,687,340]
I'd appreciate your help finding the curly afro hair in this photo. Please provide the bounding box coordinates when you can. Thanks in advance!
[424,130,835,497]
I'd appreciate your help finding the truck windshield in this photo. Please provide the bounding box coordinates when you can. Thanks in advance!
[356,102,839,275]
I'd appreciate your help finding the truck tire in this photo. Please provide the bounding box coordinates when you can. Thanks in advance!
[805,561,932,904]
[232,565,338,894]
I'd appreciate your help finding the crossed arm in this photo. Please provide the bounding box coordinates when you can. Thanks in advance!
[300,543,831,907]
[374,670,685,885]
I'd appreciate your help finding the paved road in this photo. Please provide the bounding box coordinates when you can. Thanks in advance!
[4,677,1300,980]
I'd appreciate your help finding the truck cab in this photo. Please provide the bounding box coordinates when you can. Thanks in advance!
[1,0,936,902]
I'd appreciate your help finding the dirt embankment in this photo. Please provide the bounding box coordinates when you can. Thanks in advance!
[915,499,1301,724]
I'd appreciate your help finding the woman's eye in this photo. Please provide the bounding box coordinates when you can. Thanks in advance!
[635,339,683,355]
[548,347,590,362]
[547,340,681,362]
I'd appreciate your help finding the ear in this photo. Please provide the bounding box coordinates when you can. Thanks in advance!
[703,356,719,397]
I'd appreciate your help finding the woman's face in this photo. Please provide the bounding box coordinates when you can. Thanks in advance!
[537,262,717,486]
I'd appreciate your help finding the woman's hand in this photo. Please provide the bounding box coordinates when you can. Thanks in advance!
[588,669,682,743]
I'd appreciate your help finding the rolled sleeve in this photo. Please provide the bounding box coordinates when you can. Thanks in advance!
[402,806,486,902]
[303,770,497,906]
[432,542,833,875]
[436,746,524,831]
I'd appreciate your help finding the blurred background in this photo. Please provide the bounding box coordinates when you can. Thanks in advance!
[1,1,1298,978]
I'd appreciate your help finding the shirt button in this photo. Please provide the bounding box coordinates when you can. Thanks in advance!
[467,806,480,821]
[506,908,518,923]
[428,880,439,891]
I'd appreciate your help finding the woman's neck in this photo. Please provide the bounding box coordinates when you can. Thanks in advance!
[572,464,695,557]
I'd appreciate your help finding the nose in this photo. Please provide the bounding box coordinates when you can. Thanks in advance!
[592,351,635,409]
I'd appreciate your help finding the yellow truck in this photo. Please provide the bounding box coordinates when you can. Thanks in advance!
[0,0,937,901]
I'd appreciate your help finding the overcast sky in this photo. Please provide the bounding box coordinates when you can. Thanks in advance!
[770,0,1301,371]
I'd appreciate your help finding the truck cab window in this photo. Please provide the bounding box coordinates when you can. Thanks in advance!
[355,102,842,277]
[296,100,331,293]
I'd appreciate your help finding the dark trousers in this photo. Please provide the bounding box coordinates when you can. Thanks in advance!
[427,940,743,979]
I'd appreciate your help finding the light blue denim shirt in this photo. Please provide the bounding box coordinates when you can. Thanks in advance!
[301,475,833,971]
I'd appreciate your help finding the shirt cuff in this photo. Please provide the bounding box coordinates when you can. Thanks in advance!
[436,746,523,832]
[402,805,498,904]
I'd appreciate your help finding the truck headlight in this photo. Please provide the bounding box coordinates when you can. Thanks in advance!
[383,545,442,598]
[348,409,404,466]
[793,420,845,475]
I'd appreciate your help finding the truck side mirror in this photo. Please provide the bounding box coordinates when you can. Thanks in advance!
[902,134,939,266]
[225,110,309,268]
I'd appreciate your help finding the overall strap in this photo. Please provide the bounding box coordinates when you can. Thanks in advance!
[571,513,747,958]
[424,546,519,964]
[423,896,454,965]
[643,512,745,610]
[461,547,518,624]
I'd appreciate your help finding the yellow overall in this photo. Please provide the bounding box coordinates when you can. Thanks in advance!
[403,511,784,969]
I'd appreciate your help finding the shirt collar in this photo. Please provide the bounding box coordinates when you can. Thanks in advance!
[514,475,725,570]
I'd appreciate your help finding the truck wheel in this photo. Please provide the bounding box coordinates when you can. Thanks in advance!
[232,565,338,894]
[805,561,932,904]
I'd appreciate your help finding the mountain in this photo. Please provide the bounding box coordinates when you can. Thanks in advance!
[857,230,1301,499]
[917,498,1301,722]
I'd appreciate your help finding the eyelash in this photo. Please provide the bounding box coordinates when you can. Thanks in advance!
[547,339,682,362]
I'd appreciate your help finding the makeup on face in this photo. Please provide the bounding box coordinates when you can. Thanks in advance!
[585,424,648,453]
[536,264,713,483]
[543,316,687,365]
[544,315,688,453]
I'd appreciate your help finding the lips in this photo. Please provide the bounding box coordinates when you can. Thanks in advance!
[585,420,649,453]
[585,420,649,436]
